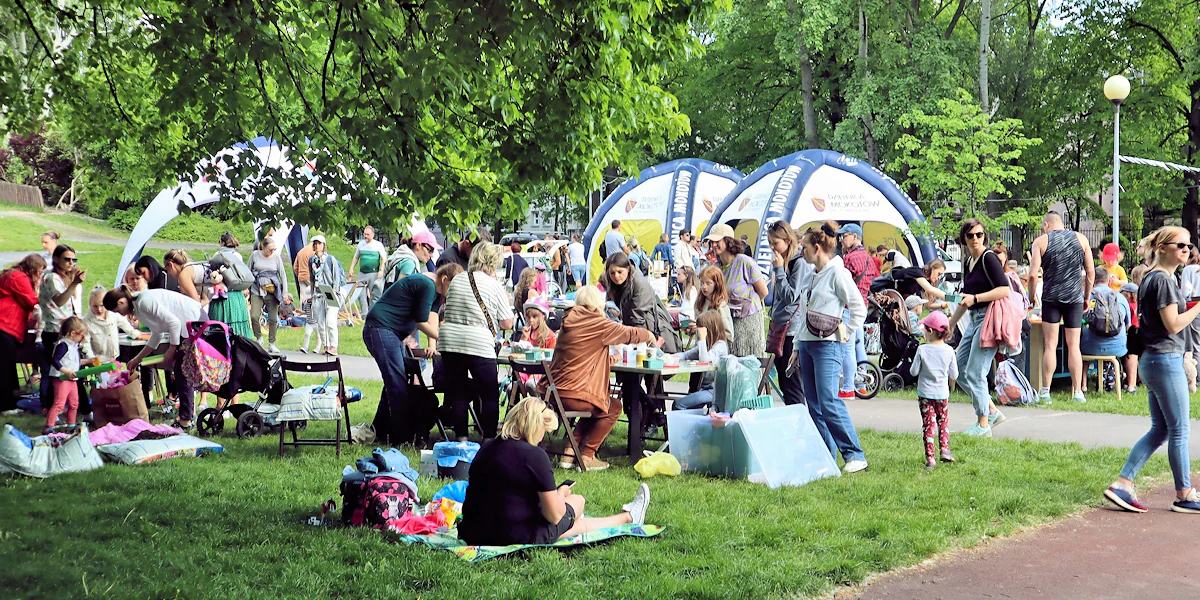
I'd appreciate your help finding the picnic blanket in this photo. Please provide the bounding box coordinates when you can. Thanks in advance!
[89,419,183,446]
[399,523,665,562]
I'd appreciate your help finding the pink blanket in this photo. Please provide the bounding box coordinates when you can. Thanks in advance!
[89,419,183,446]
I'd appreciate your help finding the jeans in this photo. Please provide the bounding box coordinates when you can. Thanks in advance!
[839,309,867,393]
[440,352,500,439]
[250,293,281,344]
[672,388,714,410]
[363,325,411,444]
[571,265,587,287]
[955,309,993,418]
[773,335,805,406]
[1120,353,1192,490]
[799,339,865,463]
[172,356,195,422]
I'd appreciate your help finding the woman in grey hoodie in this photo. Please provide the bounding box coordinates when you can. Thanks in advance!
[767,221,813,407]
[796,221,868,474]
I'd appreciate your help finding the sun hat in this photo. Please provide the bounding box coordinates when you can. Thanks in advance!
[523,295,550,317]
[411,230,443,251]
[704,223,736,242]
[840,223,863,238]
[919,311,949,332]
[905,295,927,310]
[310,235,327,248]
[1102,242,1121,262]
[1120,282,1139,294]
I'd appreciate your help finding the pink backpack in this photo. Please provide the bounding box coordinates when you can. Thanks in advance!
[180,320,233,392]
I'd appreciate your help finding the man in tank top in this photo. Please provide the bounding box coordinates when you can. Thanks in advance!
[1030,211,1095,404]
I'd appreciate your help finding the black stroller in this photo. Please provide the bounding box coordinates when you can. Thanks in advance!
[190,322,287,439]
[870,290,922,393]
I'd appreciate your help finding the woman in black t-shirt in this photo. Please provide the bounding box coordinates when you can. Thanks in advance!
[1104,226,1200,514]
[457,397,652,546]
[946,219,1009,438]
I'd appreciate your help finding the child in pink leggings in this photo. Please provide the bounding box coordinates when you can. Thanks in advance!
[45,317,87,434]
[910,312,958,469]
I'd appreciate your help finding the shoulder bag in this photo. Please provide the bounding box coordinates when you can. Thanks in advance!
[766,270,803,355]
[804,286,842,339]
[468,272,502,353]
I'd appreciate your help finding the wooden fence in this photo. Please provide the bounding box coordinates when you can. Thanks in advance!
[0,181,43,209]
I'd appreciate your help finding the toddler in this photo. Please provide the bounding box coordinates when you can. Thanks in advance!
[904,295,925,332]
[909,311,958,469]
[84,286,140,362]
[45,316,88,434]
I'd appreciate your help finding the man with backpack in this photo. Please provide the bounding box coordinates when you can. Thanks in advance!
[1081,268,1131,386]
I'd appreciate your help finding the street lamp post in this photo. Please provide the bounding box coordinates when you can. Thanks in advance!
[1104,74,1130,244]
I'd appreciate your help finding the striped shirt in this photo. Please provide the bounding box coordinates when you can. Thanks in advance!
[437,271,514,358]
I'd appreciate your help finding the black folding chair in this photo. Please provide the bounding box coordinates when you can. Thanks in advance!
[277,357,357,457]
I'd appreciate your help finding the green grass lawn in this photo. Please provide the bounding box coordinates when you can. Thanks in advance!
[0,375,1168,600]
[884,381,1200,420]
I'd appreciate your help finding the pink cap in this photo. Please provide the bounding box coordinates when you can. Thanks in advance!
[919,311,949,332]
[411,230,443,251]
[1102,242,1120,262]
[523,295,551,317]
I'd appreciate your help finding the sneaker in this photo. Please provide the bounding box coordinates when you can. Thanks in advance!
[1171,489,1200,514]
[624,483,651,525]
[1126,386,1137,394]
[299,347,308,354]
[838,390,855,400]
[988,410,1007,427]
[268,344,281,354]
[581,456,610,471]
[924,459,937,470]
[962,424,992,437]
[1036,390,1053,405]
[843,459,869,473]
[939,451,957,463]
[1104,486,1148,513]
[1073,391,1087,404]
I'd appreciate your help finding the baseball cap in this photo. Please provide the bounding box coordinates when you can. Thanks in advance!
[1102,242,1121,262]
[411,230,443,251]
[919,311,949,332]
[1120,282,1139,294]
[840,223,863,238]
[905,295,927,310]
[704,223,736,242]
[310,234,326,248]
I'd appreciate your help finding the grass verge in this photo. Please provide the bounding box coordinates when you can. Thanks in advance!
[0,376,1166,600]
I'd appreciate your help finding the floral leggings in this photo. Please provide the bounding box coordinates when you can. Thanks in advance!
[919,398,951,461]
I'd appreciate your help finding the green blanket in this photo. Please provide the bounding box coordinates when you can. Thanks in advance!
[399,524,665,562]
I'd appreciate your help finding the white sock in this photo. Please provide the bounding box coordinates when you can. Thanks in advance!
[1039,387,1050,395]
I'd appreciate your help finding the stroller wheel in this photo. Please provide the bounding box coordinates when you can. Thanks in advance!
[883,373,906,393]
[236,411,264,439]
[196,408,224,438]
[854,361,882,400]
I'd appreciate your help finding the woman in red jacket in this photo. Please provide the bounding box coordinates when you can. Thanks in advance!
[0,254,47,410]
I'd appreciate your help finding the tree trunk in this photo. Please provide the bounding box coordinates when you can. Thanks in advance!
[858,4,879,165]
[1183,78,1200,236]
[791,0,820,149]
[978,0,992,113]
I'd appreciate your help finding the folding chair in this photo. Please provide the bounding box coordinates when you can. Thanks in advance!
[413,347,484,439]
[536,360,589,472]
[757,353,779,397]
[277,357,358,457]
[403,347,449,441]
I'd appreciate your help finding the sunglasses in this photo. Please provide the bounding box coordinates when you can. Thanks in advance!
[1162,242,1195,251]
[964,231,986,240]
[62,257,78,263]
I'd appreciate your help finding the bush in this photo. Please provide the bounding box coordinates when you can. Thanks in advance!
[107,208,254,244]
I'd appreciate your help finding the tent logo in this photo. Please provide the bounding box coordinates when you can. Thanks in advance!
[702,199,714,213]
[738,196,752,211]
[625,199,638,212]
[812,197,827,212]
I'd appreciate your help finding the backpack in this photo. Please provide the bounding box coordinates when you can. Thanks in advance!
[341,476,416,529]
[180,321,233,393]
[994,358,1035,406]
[209,250,253,291]
[633,251,649,276]
[1085,289,1123,337]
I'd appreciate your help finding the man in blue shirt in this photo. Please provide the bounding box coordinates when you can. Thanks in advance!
[604,220,629,258]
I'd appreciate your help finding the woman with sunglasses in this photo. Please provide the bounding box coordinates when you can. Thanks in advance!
[1104,227,1200,514]
[38,244,90,417]
[946,219,1008,437]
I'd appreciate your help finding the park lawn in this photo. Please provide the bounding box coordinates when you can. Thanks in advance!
[883,383,1200,420]
[0,376,1168,600]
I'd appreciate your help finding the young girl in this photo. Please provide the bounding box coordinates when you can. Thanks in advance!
[84,286,140,362]
[670,310,731,410]
[513,267,541,314]
[909,311,959,469]
[674,266,698,321]
[518,295,558,393]
[693,266,734,341]
[45,316,88,433]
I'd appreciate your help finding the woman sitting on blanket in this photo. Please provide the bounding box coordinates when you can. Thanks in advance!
[458,397,651,546]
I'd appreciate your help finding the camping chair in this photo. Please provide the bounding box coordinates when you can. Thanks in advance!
[276,357,358,457]
[408,346,484,439]
[535,360,588,472]
[338,281,365,324]
[403,346,449,442]
[758,353,781,399]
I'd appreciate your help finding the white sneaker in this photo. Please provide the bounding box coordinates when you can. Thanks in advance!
[843,459,869,474]
[268,344,280,354]
[623,483,651,525]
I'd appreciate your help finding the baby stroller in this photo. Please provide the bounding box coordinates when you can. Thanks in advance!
[189,322,288,439]
[870,290,922,393]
